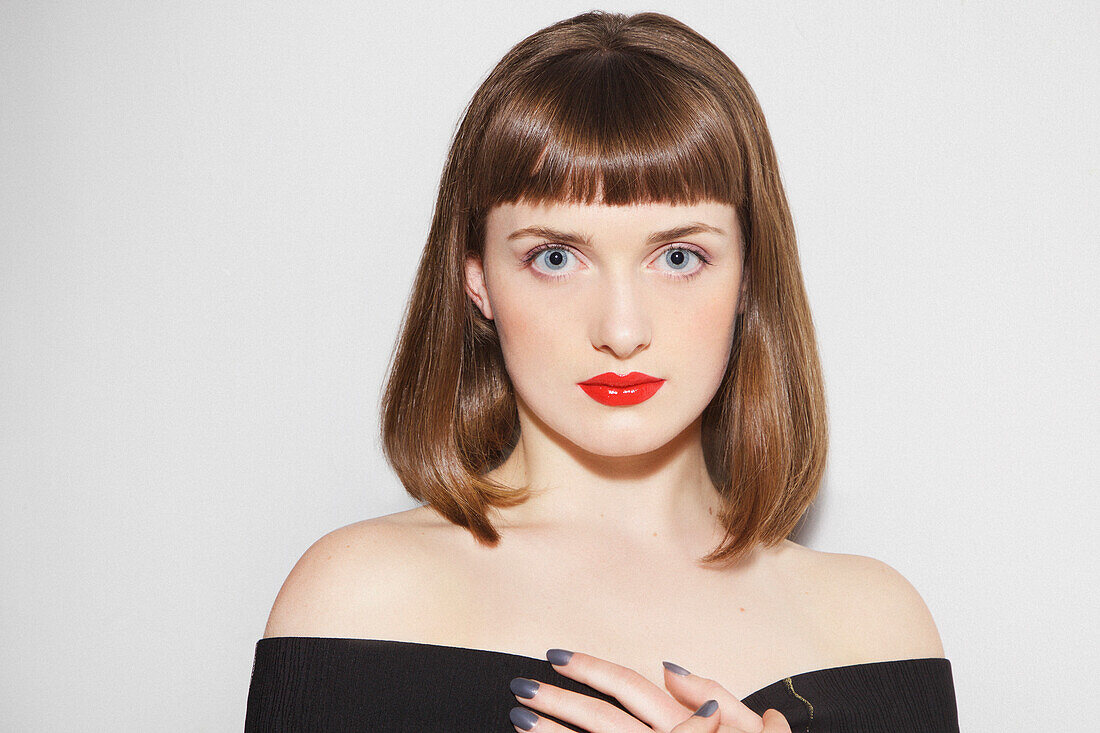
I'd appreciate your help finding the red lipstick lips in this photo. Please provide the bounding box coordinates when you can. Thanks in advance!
[577,371,665,406]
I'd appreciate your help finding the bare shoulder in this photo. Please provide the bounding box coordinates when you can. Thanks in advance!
[262,506,445,638]
[774,540,946,661]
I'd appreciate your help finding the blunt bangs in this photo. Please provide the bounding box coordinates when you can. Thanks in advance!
[467,50,749,216]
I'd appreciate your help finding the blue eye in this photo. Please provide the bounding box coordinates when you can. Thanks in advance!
[663,248,696,272]
[538,248,571,272]
[652,247,710,279]
[522,246,577,279]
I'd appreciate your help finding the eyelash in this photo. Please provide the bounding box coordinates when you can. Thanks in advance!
[521,243,714,282]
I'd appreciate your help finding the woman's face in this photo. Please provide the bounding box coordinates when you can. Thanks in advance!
[466,198,745,458]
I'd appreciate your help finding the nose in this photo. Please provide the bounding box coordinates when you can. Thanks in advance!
[590,271,651,359]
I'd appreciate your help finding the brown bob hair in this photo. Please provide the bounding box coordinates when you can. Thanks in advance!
[380,10,827,568]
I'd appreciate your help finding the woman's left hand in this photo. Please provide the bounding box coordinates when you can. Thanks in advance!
[508,649,792,733]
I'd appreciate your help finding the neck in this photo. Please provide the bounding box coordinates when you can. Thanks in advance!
[484,417,727,561]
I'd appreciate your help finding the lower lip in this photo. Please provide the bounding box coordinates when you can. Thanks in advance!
[578,380,665,406]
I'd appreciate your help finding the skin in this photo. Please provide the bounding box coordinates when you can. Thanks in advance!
[263,197,946,733]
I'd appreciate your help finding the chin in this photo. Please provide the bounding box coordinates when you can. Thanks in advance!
[566,421,689,458]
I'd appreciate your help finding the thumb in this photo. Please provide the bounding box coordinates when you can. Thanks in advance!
[669,699,722,733]
[662,662,764,733]
[761,708,793,733]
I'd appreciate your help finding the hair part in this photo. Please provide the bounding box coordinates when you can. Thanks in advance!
[380,10,828,569]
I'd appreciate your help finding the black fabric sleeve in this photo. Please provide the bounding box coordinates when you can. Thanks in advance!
[741,657,961,732]
[244,637,626,732]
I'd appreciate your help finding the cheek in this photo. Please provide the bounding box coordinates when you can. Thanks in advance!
[665,290,740,370]
[491,287,572,373]
[708,293,740,344]
[666,280,739,329]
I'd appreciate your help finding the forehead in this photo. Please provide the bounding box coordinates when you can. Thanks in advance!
[486,199,738,235]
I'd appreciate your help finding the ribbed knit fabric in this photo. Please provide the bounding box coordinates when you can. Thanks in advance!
[245,637,959,732]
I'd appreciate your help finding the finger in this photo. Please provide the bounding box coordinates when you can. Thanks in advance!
[546,649,688,730]
[510,677,649,733]
[669,699,722,733]
[509,704,575,733]
[661,663,765,733]
[760,709,793,733]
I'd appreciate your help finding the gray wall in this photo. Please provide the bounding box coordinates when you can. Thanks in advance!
[2,1,1096,730]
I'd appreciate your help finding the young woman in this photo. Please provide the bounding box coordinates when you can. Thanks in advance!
[245,11,959,732]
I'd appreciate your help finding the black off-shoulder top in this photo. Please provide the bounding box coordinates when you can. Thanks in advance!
[245,637,960,732]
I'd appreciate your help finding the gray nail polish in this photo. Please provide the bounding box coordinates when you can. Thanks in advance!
[546,648,573,666]
[510,677,539,699]
[693,699,718,717]
[510,706,538,730]
[663,660,690,676]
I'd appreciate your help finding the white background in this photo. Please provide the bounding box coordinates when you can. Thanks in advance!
[2,1,1097,730]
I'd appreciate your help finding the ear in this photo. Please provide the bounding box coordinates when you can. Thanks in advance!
[464,253,494,321]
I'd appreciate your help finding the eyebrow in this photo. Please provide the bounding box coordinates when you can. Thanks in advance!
[505,222,728,247]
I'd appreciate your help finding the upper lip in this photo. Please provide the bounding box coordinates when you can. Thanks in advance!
[578,371,663,387]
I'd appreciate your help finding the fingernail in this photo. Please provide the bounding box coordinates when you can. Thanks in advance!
[662,660,690,676]
[510,706,538,730]
[546,648,573,666]
[510,677,539,699]
[693,699,719,717]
